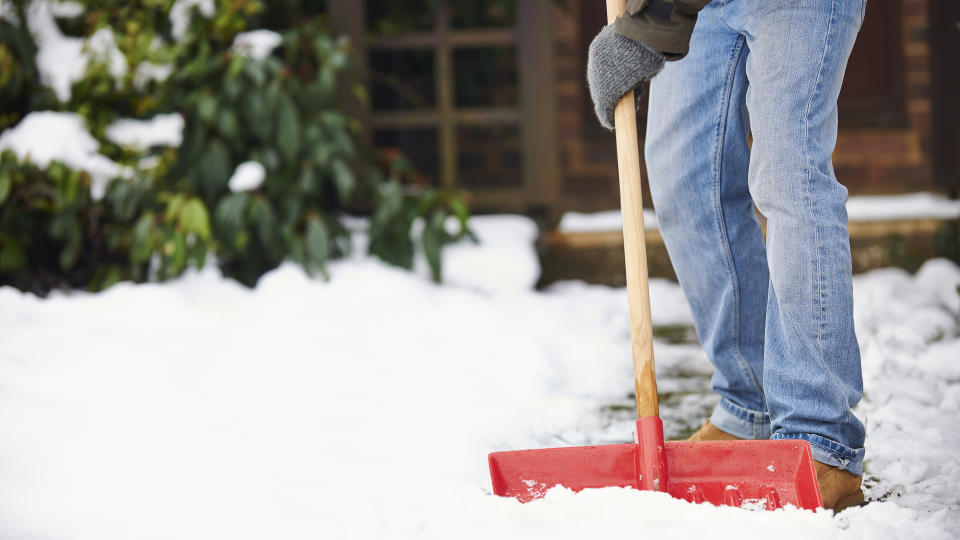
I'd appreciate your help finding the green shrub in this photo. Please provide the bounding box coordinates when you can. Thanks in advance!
[0,0,472,295]
[0,3,58,130]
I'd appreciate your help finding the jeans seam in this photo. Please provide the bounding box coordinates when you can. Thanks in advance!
[802,0,837,361]
[717,0,736,33]
[713,34,764,398]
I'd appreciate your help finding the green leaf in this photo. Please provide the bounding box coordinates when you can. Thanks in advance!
[249,197,281,259]
[179,198,211,240]
[351,83,369,107]
[312,144,331,166]
[58,221,82,271]
[421,211,446,282]
[244,59,266,87]
[449,196,470,228]
[170,232,187,274]
[94,265,121,291]
[0,237,26,272]
[298,166,317,191]
[0,170,11,204]
[215,192,248,232]
[164,193,186,223]
[245,92,270,139]
[188,238,208,269]
[217,108,238,138]
[226,54,245,80]
[197,138,231,199]
[331,159,354,200]
[276,94,301,164]
[305,215,330,272]
[196,93,217,124]
[131,213,154,263]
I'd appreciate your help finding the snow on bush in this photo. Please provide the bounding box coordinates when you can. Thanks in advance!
[0,111,127,198]
[25,0,125,102]
[105,113,184,150]
[169,0,215,40]
[228,161,266,192]
[231,29,282,60]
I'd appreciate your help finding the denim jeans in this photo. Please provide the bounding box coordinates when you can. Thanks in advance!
[645,0,867,474]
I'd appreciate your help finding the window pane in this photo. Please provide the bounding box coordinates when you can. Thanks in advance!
[374,129,439,186]
[369,49,435,110]
[366,0,434,36]
[453,47,517,107]
[457,125,521,188]
[450,0,516,29]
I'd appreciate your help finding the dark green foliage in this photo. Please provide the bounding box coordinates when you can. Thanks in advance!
[0,151,210,293]
[0,0,472,294]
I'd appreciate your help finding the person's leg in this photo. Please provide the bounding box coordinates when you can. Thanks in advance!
[645,1,770,440]
[732,0,867,474]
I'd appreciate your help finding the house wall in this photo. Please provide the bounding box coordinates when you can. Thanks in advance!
[834,0,934,193]
[549,0,937,216]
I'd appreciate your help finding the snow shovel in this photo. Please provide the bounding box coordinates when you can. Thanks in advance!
[487,0,822,511]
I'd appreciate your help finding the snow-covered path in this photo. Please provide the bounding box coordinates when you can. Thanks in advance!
[0,216,957,539]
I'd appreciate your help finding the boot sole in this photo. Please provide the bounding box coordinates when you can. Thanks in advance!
[833,490,866,513]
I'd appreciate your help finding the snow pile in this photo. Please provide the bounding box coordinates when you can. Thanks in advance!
[0,217,958,539]
[558,192,960,233]
[0,111,128,198]
[847,193,960,222]
[105,114,184,150]
[436,215,541,294]
[228,161,266,192]
[231,30,282,60]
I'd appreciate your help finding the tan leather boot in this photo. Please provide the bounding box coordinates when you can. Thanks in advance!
[814,461,864,512]
[686,420,743,441]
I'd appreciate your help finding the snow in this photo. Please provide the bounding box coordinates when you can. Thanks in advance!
[105,113,184,150]
[25,1,125,102]
[228,161,265,192]
[0,111,128,198]
[846,193,960,222]
[850,259,960,532]
[433,215,540,294]
[0,216,958,539]
[169,0,214,40]
[558,192,960,233]
[25,1,86,102]
[558,209,658,233]
[133,61,174,89]
[231,30,282,60]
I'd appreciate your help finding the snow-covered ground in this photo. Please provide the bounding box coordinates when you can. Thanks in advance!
[0,216,958,539]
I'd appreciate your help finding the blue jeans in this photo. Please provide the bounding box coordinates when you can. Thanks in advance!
[645,0,867,474]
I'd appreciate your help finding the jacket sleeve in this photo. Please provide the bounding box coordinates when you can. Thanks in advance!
[614,0,711,60]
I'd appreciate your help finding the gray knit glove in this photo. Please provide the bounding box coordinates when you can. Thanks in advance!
[587,24,665,130]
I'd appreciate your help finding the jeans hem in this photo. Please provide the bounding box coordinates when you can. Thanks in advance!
[709,398,771,440]
[770,432,864,476]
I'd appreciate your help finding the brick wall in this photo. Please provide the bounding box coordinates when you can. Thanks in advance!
[834,0,934,193]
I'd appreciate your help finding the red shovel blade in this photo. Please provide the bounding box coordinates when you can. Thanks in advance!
[489,421,821,510]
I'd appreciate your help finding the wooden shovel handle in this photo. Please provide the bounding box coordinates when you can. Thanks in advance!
[604,0,659,418]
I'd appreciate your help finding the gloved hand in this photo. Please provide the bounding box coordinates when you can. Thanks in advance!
[587,24,665,130]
